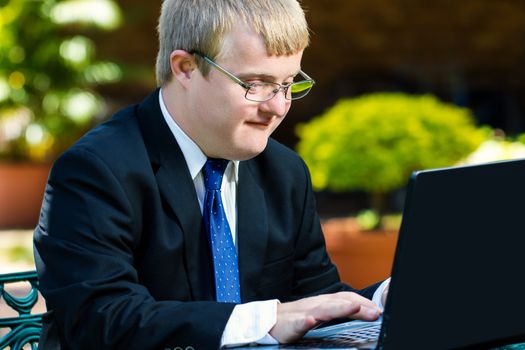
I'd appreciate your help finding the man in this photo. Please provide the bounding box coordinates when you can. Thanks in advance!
[34,0,389,349]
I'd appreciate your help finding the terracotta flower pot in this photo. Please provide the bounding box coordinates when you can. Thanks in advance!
[322,218,399,289]
[0,162,51,229]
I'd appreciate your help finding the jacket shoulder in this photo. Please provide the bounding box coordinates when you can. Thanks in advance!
[57,103,148,171]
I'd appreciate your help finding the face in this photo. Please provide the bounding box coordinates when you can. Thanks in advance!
[185,26,304,160]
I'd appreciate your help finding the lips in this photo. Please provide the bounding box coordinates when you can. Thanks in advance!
[246,120,272,128]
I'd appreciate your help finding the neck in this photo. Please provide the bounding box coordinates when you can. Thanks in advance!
[161,83,198,147]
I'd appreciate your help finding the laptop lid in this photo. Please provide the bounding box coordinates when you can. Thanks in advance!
[379,158,525,349]
[241,159,525,350]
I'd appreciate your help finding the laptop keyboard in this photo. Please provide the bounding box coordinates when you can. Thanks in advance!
[324,323,380,343]
[277,322,381,348]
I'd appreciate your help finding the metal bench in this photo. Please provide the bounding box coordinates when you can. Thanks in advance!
[0,271,43,350]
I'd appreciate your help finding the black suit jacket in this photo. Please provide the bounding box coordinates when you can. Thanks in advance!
[34,90,380,350]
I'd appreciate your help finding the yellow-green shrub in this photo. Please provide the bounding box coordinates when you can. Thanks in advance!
[296,93,486,195]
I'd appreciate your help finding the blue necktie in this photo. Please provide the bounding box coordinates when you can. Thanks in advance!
[202,158,241,303]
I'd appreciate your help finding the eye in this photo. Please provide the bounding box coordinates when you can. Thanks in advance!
[246,82,265,94]
[247,82,266,87]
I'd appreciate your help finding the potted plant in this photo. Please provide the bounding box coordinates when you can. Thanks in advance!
[0,0,123,228]
[296,92,487,287]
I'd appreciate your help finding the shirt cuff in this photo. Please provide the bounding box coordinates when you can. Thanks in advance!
[371,277,391,310]
[220,299,279,347]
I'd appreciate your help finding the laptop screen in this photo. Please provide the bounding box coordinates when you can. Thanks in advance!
[380,158,525,349]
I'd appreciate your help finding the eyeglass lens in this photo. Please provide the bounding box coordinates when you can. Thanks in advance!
[245,81,313,102]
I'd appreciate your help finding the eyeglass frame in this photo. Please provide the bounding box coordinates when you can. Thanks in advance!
[192,51,315,102]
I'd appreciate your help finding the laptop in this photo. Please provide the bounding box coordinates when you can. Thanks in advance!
[250,158,525,349]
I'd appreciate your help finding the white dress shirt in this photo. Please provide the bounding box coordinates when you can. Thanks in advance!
[158,90,389,347]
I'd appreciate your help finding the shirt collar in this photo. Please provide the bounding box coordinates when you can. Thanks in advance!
[158,89,239,182]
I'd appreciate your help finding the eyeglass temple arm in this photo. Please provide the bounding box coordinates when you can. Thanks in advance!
[192,52,251,89]
[193,51,314,87]
[298,70,315,84]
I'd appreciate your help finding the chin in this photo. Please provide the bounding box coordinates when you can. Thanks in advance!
[232,139,269,160]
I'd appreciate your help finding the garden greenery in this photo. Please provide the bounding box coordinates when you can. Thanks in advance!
[296,93,487,196]
[0,0,122,162]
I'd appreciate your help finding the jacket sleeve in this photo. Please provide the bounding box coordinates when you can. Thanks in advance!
[289,158,381,301]
[34,148,234,350]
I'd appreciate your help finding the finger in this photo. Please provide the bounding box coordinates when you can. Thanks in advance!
[290,314,316,335]
[332,292,382,312]
[302,315,318,331]
[270,313,318,344]
[317,294,382,321]
[347,305,382,321]
[310,300,362,322]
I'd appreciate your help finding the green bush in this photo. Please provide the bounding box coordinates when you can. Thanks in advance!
[296,93,487,197]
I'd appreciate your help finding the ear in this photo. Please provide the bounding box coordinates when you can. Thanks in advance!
[169,50,197,87]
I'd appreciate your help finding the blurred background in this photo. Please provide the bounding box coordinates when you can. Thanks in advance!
[2,0,525,285]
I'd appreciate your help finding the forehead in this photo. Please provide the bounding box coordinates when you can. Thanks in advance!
[218,25,304,76]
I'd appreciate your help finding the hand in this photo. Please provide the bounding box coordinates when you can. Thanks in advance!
[269,292,382,344]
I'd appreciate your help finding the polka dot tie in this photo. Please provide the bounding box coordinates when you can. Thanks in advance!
[202,158,241,303]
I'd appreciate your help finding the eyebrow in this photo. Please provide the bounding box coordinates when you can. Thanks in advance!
[236,71,300,82]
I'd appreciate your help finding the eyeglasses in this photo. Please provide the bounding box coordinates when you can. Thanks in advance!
[193,52,315,102]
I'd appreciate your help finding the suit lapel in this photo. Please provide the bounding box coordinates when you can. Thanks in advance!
[136,90,214,301]
[237,161,269,301]
[136,90,271,302]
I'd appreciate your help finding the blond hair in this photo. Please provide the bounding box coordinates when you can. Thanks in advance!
[155,0,310,86]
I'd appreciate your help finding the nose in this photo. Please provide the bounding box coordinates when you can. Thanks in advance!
[258,88,290,118]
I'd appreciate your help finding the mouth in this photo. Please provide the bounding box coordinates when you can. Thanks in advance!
[245,120,272,128]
